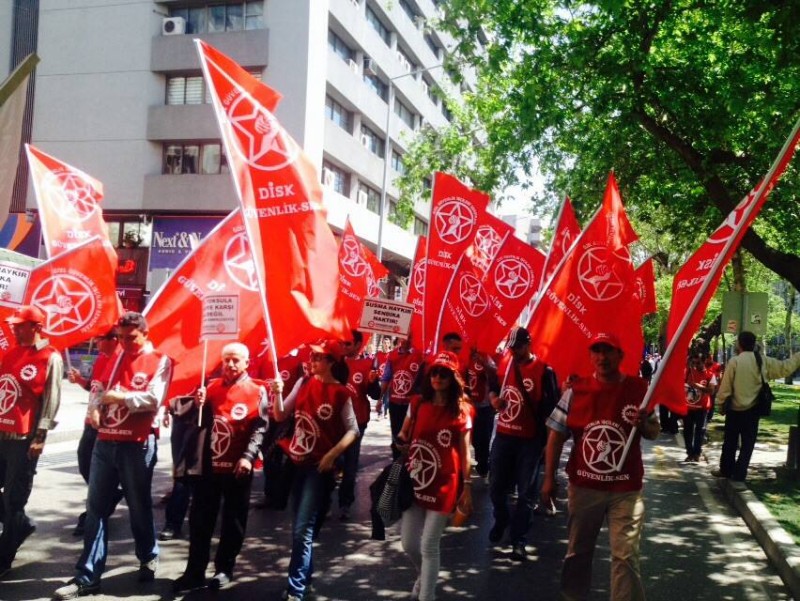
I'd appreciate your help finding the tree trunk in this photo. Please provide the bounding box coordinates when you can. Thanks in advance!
[731,250,746,292]
[785,284,797,384]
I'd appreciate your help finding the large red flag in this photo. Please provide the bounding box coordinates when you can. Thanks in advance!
[405,236,427,345]
[26,237,120,350]
[26,144,112,257]
[645,120,800,416]
[145,209,266,397]
[363,243,389,300]
[424,172,490,352]
[337,218,370,333]
[634,259,657,316]
[196,40,345,364]
[542,196,581,288]
[527,172,641,378]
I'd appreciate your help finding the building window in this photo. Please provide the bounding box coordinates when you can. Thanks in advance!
[328,30,355,63]
[366,5,391,45]
[424,33,440,58]
[169,2,265,34]
[325,95,353,133]
[442,103,453,122]
[359,183,381,214]
[163,143,227,175]
[399,0,417,22]
[422,75,437,104]
[322,161,350,196]
[363,73,388,101]
[394,99,415,129]
[165,72,260,105]
[391,150,405,174]
[413,216,428,236]
[360,125,385,157]
[396,46,417,74]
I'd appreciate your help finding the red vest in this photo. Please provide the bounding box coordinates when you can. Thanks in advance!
[565,375,649,492]
[0,343,58,435]
[387,349,423,405]
[376,351,389,379]
[406,395,471,513]
[98,349,166,442]
[495,355,545,439]
[280,377,351,466]
[84,348,122,425]
[207,375,265,474]
[686,367,713,411]
[466,356,489,406]
[346,356,374,427]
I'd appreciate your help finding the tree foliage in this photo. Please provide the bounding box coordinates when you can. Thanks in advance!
[400,0,800,289]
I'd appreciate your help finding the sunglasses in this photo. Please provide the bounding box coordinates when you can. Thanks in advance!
[310,353,330,362]
[429,366,453,378]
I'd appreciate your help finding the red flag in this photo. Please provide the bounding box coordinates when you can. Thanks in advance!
[26,237,120,350]
[26,145,112,257]
[145,209,266,397]
[362,244,389,299]
[196,40,344,363]
[542,196,581,287]
[646,121,800,415]
[337,218,370,333]
[527,173,641,378]
[424,172,490,352]
[634,259,657,315]
[405,236,427,345]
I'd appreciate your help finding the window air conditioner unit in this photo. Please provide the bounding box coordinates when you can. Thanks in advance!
[414,15,425,30]
[322,167,335,187]
[357,190,369,206]
[360,134,371,148]
[363,57,377,76]
[348,59,359,74]
[162,16,186,36]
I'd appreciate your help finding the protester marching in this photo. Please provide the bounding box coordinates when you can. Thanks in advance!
[1,36,800,601]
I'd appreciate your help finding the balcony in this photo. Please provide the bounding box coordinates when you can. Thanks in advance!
[151,29,269,73]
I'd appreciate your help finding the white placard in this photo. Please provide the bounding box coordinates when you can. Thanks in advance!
[201,294,239,341]
[0,260,32,308]
[359,298,414,338]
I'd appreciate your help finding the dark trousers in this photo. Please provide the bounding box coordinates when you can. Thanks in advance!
[0,438,38,567]
[682,410,706,457]
[184,473,252,578]
[164,477,192,533]
[719,407,760,482]
[659,405,679,434]
[471,405,495,476]
[338,424,367,509]
[489,432,544,544]
[389,402,408,459]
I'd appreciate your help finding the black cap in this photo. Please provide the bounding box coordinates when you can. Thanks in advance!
[507,327,531,349]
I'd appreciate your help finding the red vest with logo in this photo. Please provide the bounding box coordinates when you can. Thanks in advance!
[346,357,374,427]
[84,348,122,425]
[495,355,545,439]
[466,356,489,406]
[686,367,713,411]
[280,377,351,466]
[207,375,265,474]
[250,353,304,417]
[376,351,389,379]
[98,350,166,442]
[388,349,423,405]
[565,375,649,492]
[0,344,58,435]
[406,395,471,513]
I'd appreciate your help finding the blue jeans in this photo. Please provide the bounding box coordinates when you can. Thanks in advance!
[287,466,334,599]
[75,435,158,584]
[489,432,544,544]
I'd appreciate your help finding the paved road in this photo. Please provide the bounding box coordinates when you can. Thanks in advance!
[0,388,793,601]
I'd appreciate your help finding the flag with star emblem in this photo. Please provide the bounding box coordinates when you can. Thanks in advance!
[26,144,113,258]
[634,258,657,316]
[405,236,427,346]
[336,218,370,335]
[362,241,388,299]
[25,236,120,350]
[527,172,641,379]
[424,172,490,353]
[196,40,345,366]
[144,209,267,397]
[541,196,581,289]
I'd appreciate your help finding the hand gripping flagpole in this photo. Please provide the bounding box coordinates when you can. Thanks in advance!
[614,114,800,472]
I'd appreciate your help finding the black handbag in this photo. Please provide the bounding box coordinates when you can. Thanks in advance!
[373,458,414,527]
[754,351,775,417]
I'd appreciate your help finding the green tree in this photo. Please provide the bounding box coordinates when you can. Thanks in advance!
[401,0,800,289]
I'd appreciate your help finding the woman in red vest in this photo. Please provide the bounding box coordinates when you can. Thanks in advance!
[273,339,358,601]
[396,351,472,601]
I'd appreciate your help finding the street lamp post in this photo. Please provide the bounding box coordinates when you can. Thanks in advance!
[376,64,442,263]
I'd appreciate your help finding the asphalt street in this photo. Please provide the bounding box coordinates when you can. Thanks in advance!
[0,383,793,601]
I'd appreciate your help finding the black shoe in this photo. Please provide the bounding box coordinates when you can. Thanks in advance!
[488,521,506,543]
[208,572,231,590]
[138,557,158,582]
[158,527,180,541]
[0,563,11,580]
[73,512,87,537]
[53,578,101,600]
[510,542,528,561]
[172,573,206,594]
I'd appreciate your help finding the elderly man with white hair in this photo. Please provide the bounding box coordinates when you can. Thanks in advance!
[172,342,269,593]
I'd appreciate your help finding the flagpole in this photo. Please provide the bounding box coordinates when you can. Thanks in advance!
[432,253,465,355]
[614,114,800,472]
[541,196,569,288]
[421,178,439,352]
[198,339,208,427]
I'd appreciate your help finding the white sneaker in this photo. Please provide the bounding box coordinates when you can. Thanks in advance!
[209,572,231,589]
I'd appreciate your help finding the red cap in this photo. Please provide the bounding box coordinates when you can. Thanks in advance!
[5,305,46,325]
[431,351,460,373]
[588,332,622,351]
[309,339,344,362]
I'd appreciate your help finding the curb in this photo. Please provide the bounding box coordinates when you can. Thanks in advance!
[719,478,800,599]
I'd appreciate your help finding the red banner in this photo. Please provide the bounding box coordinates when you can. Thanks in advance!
[542,196,581,288]
[527,173,641,378]
[196,40,344,361]
[145,210,267,397]
[26,145,112,258]
[405,236,427,346]
[363,243,389,299]
[337,218,370,333]
[634,259,657,316]
[423,172,490,352]
[26,237,120,350]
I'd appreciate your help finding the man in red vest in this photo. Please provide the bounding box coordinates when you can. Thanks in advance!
[0,305,63,578]
[55,312,172,600]
[379,336,423,456]
[541,332,659,601]
[172,342,268,593]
